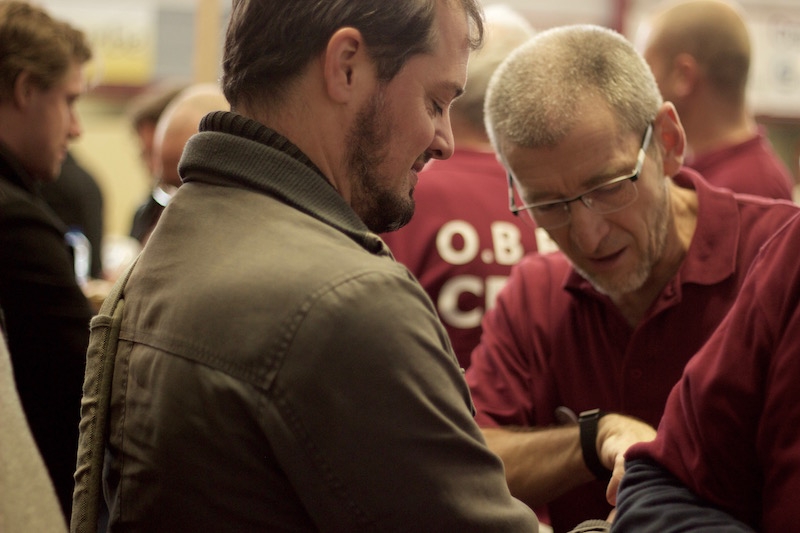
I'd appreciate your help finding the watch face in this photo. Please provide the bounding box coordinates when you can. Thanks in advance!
[579,408,604,420]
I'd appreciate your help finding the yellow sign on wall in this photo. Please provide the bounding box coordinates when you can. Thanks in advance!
[42,2,156,87]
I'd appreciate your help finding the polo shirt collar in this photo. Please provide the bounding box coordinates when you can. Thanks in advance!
[672,168,738,285]
[564,168,738,293]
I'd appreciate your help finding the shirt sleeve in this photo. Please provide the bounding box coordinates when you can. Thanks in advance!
[612,459,756,533]
[466,257,555,428]
[621,212,800,532]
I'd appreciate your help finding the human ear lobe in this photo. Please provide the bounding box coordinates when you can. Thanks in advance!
[654,102,686,176]
[323,27,368,104]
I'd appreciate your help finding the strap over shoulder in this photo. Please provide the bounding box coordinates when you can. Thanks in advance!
[71,258,138,533]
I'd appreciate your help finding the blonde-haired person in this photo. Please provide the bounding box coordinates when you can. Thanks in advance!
[0,0,93,519]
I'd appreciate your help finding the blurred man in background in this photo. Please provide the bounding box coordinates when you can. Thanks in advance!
[638,0,794,199]
[125,80,188,241]
[131,82,229,244]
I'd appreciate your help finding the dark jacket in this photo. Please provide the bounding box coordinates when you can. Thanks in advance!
[0,142,93,518]
[40,152,105,278]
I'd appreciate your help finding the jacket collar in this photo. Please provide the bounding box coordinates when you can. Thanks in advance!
[179,111,388,256]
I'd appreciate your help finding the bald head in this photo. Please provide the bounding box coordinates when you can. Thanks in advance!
[153,83,229,188]
[643,0,751,104]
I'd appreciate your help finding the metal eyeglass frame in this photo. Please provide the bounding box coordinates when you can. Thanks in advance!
[507,123,654,230]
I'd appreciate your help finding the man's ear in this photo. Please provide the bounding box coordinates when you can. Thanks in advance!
[654,102,686,176]
[668,52,698,99]
[323,27,371,104]
[12,70,35,110]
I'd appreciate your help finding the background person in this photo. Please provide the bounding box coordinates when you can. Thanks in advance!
[125,80,188,241]
[0,0,93,518]
[638,0,794,200]
[131,82,229,245]
[465,24,800,532]
[125,79,189,179]
[41,151,105,279]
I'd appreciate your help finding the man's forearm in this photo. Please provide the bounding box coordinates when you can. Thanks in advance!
[481,425,595,508]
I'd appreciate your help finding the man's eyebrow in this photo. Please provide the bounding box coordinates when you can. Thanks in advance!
[438,81,465,102]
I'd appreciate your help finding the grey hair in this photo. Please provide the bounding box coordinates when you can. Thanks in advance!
[485,24,662,160]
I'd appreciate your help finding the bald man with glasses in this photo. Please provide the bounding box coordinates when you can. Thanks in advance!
[464,24,800,532]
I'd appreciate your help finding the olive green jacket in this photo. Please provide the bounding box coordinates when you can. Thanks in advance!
[72,112,538,533]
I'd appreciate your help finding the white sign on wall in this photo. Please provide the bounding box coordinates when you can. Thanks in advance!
[747,7,800,118]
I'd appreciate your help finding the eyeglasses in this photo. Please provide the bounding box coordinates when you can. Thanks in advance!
[508,123,653,230]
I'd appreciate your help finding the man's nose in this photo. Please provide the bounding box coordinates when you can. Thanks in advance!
[568,201,609,254]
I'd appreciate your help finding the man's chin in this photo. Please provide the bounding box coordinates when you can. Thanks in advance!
[381,218,410,234]
[368,206,415,234]
[587,273,646,299]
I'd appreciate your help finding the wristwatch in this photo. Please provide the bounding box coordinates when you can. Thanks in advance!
[578,409,613,482]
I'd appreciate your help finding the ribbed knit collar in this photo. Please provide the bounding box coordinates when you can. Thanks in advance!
[198,110,327,183]
[181,111,389,256]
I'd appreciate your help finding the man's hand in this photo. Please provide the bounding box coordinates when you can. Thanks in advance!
[595,414,656,507]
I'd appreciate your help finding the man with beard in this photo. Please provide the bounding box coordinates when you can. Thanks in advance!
[71,1,540,532]
[380,5,539,370]
[464,25,799,532]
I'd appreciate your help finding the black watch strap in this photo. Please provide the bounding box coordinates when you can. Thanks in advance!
[579,409,613,482]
